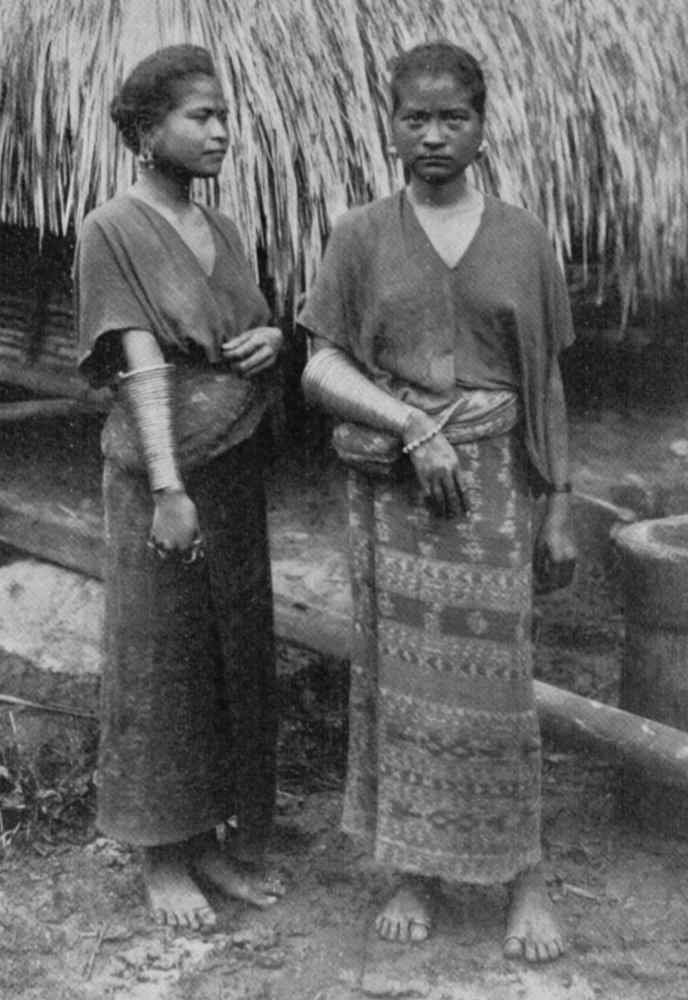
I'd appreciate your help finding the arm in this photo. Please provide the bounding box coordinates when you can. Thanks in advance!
[303,336,469,516]
[120,329,200,556]
[533,358,577,591]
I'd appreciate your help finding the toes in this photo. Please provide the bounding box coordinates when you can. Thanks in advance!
[535,941,549,964]
[546,936,565,961]
[524,939,538,964]
[254,892,279,910]
[195,906,217,931]
[376,916,398,942]
[503,935,524,959]
[409,920,430,943]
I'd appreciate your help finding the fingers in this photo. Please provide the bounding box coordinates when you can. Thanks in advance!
[148,532,206,564]
[453,465,470,515]
[222,327,282,375]
[222,341,278,375]
[422,464,467,519]
[234,349,278,376]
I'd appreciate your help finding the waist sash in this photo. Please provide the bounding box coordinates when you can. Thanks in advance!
[332,388,520,477]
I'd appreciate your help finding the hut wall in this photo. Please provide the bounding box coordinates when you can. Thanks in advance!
[0,225,93,398]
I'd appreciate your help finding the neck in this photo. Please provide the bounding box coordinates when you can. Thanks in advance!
[134,167,192,209]
[408,173,472,208]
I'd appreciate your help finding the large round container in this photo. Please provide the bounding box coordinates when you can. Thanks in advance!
[615,515,688,835]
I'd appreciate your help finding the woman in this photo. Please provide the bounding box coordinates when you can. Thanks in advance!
[300,41,576,963]
[75,45,283,930]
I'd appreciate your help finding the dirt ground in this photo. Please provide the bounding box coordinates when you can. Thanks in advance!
[4,395,688,999]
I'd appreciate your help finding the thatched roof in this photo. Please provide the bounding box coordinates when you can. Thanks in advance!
[1,0,686,320]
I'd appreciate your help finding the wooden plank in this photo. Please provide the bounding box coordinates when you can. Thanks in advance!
[0,488,351,660]
[0,356,111,407]
[0,488,104,578]
[0,398,101,422]
[536,680,688,789]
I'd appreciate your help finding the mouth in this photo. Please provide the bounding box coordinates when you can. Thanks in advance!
[417,156,452,166]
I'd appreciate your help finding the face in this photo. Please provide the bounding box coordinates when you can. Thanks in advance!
[145,74,229,178]
[391,72,484,187]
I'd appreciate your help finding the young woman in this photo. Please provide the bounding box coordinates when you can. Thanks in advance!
[300,41,577,963]
[75,45,283,930]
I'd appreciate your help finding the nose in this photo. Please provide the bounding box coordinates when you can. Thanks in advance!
[210,115,229,143]
[422,119,444,147]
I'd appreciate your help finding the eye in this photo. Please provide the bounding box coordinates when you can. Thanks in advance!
[403,111,428,126]
[444,110,471,123]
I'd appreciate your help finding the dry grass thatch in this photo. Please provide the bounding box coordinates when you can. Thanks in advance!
[0,0,686,320]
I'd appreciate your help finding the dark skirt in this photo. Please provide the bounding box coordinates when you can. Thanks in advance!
[342,428,541,884]
[98,433,276,848]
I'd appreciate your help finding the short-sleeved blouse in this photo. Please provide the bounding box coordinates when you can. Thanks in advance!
[298,191,574,484]
[74,195,272,465]
[75,195,271,387]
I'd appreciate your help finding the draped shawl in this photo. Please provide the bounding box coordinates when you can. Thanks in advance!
[74,195,272,467]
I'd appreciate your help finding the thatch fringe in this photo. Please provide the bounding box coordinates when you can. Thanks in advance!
[0,0,686,320]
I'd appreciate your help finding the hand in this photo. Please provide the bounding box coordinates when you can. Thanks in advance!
[404,411,469,518]
[150,488,201,558]
[222,326,283,377]
[533,492,577,593]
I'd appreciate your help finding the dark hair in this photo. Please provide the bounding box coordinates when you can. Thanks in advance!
[389,41,486,118]
[110,44,216,153]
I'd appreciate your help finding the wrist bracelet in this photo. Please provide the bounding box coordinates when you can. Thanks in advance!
[402,423,442,454]
[401,395,469,455]
[547,482,572,494]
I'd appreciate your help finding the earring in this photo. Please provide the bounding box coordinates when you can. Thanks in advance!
[475,143,487,161]
[387,143,398,158]
[137,148,155,170]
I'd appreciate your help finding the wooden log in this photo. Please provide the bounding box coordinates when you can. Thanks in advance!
[535,679,688,791]
[0,398,101,422]
[0,489,104,579]
[0,355,111,408]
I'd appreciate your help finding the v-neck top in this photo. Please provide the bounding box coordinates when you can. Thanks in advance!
[399,193,518,391]
[298,190,574,483]
[125,196,219,279]
[75,194,270,387]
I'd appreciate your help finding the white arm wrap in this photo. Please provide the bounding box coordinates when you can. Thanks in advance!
[118,363,183,492]
[302,346,413,436]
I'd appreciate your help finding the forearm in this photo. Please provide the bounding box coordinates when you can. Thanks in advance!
[119,329,182,493]
[302,339,415,437]
[544,360,571,508]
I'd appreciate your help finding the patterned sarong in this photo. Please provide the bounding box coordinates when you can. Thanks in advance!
[342,414,541,884]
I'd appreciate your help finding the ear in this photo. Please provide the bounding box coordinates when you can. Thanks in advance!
[136,122,157,157]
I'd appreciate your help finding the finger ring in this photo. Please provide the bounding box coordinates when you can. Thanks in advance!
[147,535,170,561]
[182,535,206,565]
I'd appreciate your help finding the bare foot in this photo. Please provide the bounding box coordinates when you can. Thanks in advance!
[375,879,434,943]
[143,844,216,931]
[504,864,564,963]
[192,844,281,909]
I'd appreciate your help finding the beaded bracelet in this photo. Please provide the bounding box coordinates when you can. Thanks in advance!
[546,482,573,494]
[402,423,443,454]
[401,395,468,455]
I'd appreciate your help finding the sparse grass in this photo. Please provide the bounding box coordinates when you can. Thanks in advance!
[0,718,97,855]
